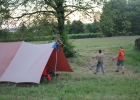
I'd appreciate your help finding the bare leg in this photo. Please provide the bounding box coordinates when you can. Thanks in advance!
[122,66,125,71]
[122,66,125,74]
[117,66,120,71]
[115,66,120,72]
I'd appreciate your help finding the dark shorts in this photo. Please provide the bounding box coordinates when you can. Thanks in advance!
[117,60,124,66]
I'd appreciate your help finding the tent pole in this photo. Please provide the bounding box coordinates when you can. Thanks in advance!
[55,50,57,79]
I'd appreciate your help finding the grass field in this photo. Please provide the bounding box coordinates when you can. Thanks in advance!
[0,36,140,100]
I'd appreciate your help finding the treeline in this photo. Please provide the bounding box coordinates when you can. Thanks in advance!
[65,0,140,36]
[0,20,103,42]
[0,0,140,42]
[99,0,140,37]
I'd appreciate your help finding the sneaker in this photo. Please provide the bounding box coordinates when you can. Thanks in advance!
[122,71,124,74]
[115,70,119,72]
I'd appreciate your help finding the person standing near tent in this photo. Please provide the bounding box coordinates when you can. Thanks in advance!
[53,39,63,51]
[112,46,125,74]
[56,39,63,45]
[92,50,107,75]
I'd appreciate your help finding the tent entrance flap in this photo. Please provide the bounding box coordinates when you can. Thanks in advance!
[45,46,73,72]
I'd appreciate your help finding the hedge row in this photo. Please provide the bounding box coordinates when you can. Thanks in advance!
[68,33,104,39]
[0,33,104,42]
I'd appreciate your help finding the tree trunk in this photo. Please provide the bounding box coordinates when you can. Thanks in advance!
[56,2,66,44]
[57,11,64,38]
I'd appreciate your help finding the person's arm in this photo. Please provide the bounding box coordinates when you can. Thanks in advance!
[112,54,118,60]
[124,50,126,55]
[103,52,108,57]
[92,56,96,58]
[92,55,98,59]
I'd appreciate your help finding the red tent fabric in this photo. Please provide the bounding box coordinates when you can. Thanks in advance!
[42,67,48,76]
[0,41,73,84]
[42,67,52,82]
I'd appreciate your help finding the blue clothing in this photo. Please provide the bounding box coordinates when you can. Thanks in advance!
[94,60,105,74]
[52,42,59,51]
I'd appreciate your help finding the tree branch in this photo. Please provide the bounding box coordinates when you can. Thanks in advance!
[64,3,103,9]
[10,10,56,19]
[44,0,57,10]
[65,9,78,18]
[64,3,102,18]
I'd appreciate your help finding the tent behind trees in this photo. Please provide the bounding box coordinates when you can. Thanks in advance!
[0,41,73,84]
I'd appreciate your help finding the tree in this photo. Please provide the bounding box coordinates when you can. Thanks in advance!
[64,20,71,34]
[69,20,84,34]
[0,29,9,38]
[100,0,137,36]
[2,0,107,57]
[122,20,131,35]
[0,0,10,28]
[92,20,102,33]
[86,23,93,33]
[0,29,10,41]
[17,23,27,40]
[128,0,140,35]
[100,2,115,36]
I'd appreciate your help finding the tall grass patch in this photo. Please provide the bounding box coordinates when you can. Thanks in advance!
[0,77,140,100]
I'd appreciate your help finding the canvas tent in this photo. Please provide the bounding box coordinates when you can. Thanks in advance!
[0,41,73,84]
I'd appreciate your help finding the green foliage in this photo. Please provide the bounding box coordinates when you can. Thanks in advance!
[125,48,140,73]
[0,29,9,38]
[134,38,140,50]
[10,18,58,42]
[100,0,140,36]
[0,1,10,26]
[1,0,99,57]
[128,0,140,35]
[134,67,140,73]
[92,20,102,33]
[0,29,12,42]
[68,33,104,39]
[61,31,75,57]
[69,20,84,34]
[85,23,93,33]
[0,77,139,100]
[0,32,105,42]
[100,1,117,36]
[64,21,71,33]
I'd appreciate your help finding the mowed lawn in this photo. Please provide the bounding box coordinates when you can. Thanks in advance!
[0,36,140,100]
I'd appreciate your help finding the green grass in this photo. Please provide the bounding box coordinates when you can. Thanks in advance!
[0,36,140,100]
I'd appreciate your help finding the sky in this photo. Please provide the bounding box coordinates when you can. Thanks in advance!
[68,8,102,23]
[1,0,103,28]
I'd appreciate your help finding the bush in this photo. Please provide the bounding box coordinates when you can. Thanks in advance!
[134,38,140,50]
[68,33,104,39]
[61,32,75,57]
